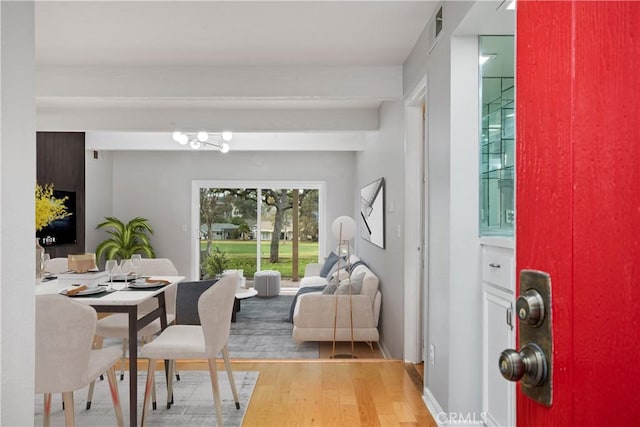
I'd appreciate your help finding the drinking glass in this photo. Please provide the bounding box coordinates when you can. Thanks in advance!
[110,262,126,290]
[105,259,117,290]
[130,254,142,281]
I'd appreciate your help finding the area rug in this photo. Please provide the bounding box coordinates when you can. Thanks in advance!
[34,370,258,426]
[228,294,319,359]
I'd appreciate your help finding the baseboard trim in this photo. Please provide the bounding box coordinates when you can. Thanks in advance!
[378,340,391,359]
[423,387,487,426]
[423,387,446,427]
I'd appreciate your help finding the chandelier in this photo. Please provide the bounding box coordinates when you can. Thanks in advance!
[172,131,232,152]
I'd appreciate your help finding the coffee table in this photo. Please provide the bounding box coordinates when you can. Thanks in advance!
[233,288,258,322]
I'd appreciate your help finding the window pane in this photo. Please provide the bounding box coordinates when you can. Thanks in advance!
[199,188,258,279]
[259,189,319,283]
[198,186,319,287]
[479,35,515,236]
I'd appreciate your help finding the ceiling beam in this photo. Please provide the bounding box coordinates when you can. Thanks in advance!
[37,65,402,100]
[85,131,368,152]
[37,106,379,132]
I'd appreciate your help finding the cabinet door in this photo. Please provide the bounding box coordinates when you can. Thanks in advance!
[482,285,515,427]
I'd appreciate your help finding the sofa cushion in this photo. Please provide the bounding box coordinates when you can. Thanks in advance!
[288,285,326,322]
[351,264,379,303]
[300,275,328,288]
[336,272,365,295]
[328,268,349,284]
[318,252,340,277]
[348,259,368,274]
[325,257,348,278]
[322,283,337,295]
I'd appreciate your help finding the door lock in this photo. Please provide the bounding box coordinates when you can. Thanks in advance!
[499,343,547,386]
[516,289,545,326]
[499,270,553,406]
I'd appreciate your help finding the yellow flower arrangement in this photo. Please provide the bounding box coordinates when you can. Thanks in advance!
[35,184,71,231]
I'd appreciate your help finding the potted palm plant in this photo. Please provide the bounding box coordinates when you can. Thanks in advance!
[203,246,229,278]
[95,216,155,263]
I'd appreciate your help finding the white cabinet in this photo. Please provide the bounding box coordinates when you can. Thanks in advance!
[481,241,515,427]
[482,245,515,292]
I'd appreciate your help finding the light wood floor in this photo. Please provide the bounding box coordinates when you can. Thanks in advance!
[170,359,435,427]
[318,341,385,359]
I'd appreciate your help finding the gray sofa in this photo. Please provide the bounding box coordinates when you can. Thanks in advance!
[292,256,381,345]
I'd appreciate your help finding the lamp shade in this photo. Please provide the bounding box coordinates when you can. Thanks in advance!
[331,216,356,241]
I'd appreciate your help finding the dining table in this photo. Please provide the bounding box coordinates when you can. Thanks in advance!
[36,275,185,427]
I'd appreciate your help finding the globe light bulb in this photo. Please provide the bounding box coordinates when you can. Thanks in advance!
[178,134,189,145]
[222,131,233,141]
[220,142,230,153]
[197,131,209,142]
[172,131,182,142]
[190,139,201,149]
[331,216,357,241]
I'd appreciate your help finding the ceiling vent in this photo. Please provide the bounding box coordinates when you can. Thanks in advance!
[427,2,444,54]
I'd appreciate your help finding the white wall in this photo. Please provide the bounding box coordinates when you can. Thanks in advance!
[424,32,453,412]
[448,34,482,414]
[86,150,355,278]
[85,150,113,262]
[402,0,483,417]
[355,101,405,359]
[0,2,36,424]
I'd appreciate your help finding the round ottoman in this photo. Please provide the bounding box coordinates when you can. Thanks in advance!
[253,270,281,297]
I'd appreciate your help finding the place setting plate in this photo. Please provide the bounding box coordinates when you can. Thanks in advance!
[60,285,106,297]
[128,278,170,289]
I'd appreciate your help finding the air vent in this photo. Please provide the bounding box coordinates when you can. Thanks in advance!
[427,3,444,54]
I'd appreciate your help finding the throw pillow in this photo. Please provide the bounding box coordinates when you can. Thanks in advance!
[335,272,366,295]
[322,283,338,294]
[327,268,349,284]
[325,269,345,291]
[326,257,347,279]
[318,252,340,278]
[348,260,369,274]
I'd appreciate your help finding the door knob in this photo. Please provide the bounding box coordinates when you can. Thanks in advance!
[501,270,553,406]
[516,289,545,326]
[499,343,547,387]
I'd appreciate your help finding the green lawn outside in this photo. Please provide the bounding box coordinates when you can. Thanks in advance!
[201,240,318,258]
[200,240,319,279]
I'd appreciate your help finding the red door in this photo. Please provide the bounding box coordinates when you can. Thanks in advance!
[516,1,640,425]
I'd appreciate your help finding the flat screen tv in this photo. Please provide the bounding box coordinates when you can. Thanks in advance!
[37,190,77,247]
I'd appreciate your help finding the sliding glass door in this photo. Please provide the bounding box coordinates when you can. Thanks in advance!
[192,181,324,285]
[199,188,258,279]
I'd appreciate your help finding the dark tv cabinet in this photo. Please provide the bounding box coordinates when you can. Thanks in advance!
[36,132,86,258]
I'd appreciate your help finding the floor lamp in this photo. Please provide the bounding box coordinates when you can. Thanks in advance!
[330,215,357,359]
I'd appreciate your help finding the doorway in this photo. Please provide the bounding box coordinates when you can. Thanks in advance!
[404,77,427,364]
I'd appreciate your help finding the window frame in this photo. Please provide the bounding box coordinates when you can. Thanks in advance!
[190,180,326,280]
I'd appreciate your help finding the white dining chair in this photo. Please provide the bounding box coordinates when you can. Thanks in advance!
[43,257,68,274]
[140,274,240,427]
[87,258,179,410]
[138,258,180,277]
[35,294,124,427]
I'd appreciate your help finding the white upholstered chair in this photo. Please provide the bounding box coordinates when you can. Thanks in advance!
[43,257,68,274]
[87,258,179,409]
[35,294,124,427]
[138,258,180,277]
[140,275,240,427]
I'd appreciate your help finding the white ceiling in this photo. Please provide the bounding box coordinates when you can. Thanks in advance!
[36,1,435,67]
[35,1,438,137]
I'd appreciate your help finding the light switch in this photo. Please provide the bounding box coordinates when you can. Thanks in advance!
[388,200,395,213]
